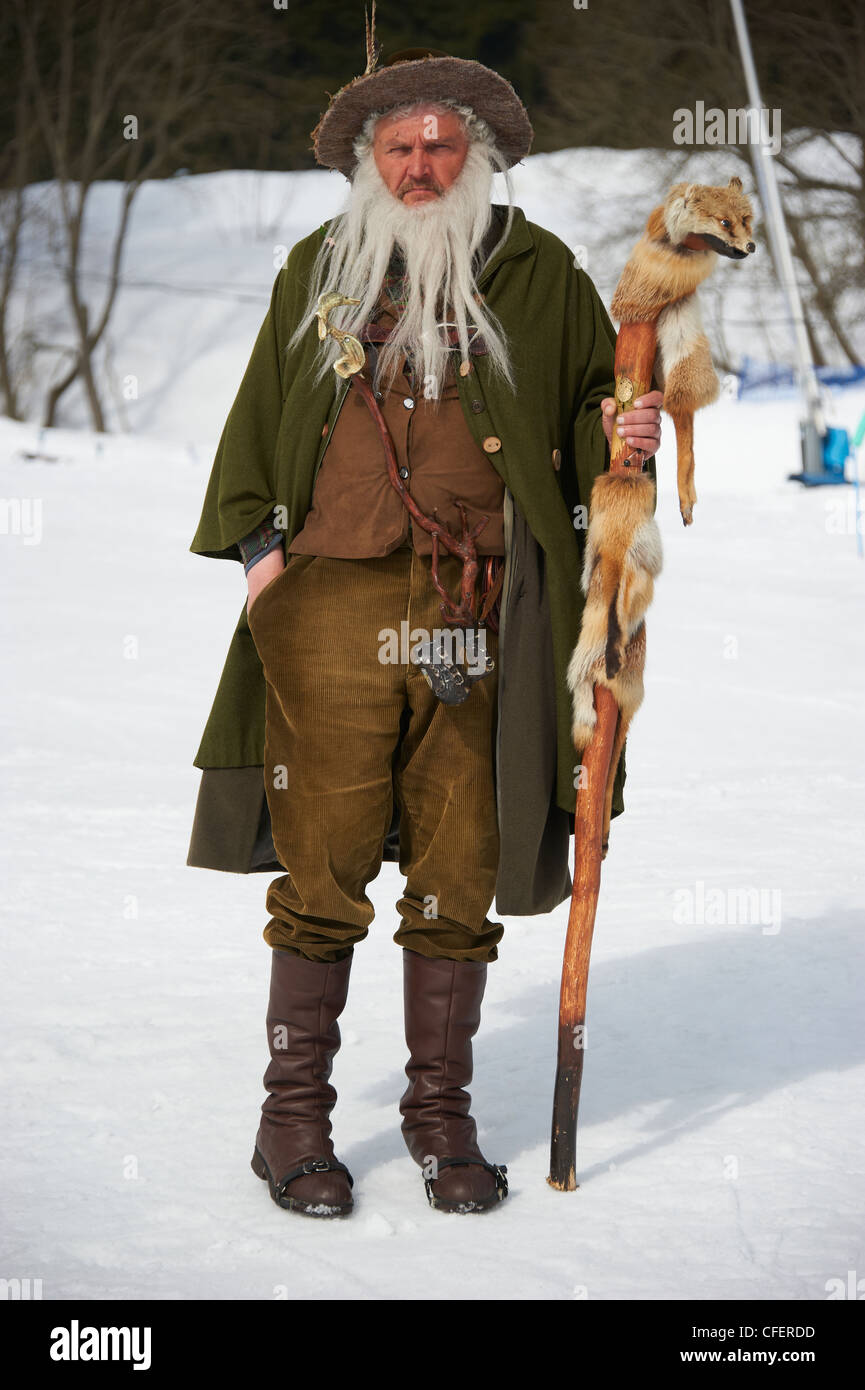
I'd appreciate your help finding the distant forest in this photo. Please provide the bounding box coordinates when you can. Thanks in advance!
[1,0,861,183]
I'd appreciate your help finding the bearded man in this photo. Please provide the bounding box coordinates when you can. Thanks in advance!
[187,45,663,1219]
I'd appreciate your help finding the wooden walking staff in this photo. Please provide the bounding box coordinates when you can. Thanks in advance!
[548,320,658,1191]
[548,173,756,1187]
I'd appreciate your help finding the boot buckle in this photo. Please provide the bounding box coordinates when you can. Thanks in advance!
[303,1159,332,1174]
[491,1163,509,1199]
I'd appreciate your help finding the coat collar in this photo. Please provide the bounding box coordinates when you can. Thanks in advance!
[477,204,533,287]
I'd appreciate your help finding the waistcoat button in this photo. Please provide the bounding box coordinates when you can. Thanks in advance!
[552,448,562,469]
[459,361,472,377]
[398,466,409,479]
[471,399,484,413]
[483,436,502,453]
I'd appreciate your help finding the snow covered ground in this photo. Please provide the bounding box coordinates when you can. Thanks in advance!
[1,163,864,1301]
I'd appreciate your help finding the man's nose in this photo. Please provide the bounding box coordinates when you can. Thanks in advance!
[406,145,431,179]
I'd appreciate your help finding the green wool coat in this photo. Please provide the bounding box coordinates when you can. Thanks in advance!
[187,203,639,916]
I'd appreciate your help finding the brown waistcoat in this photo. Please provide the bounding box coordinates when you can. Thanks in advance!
[288,305,505,559]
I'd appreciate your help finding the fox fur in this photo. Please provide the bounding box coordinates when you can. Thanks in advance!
[610,176,756,525]
[566,470,663,853]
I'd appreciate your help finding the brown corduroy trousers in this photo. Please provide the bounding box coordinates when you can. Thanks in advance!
[247,542,504,965]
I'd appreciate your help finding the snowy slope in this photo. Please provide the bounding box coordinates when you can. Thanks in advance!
[1,160,864,1300]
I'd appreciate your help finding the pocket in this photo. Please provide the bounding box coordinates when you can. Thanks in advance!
[247,558,290,624]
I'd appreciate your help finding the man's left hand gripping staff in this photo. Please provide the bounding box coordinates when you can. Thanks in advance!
[600,388,663,456]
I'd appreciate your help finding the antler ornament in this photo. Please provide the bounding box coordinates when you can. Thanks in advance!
[315,292,366,377]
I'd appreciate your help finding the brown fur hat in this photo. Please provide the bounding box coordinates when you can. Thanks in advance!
[312,41,533,179]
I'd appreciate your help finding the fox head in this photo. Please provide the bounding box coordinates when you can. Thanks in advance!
[664,176,756,259]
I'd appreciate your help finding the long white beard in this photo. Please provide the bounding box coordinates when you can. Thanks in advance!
[291,140,515,399]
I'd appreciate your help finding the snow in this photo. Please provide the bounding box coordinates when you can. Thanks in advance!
[1,163,864,1301]
[14,143,863,436]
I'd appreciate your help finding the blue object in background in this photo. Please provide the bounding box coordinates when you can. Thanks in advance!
[739,358,865,398]
[822,426,850,478]
[792,421,850,487]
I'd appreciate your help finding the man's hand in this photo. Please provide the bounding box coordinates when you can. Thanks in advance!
[601,389,663,455]
[247,548,285,614]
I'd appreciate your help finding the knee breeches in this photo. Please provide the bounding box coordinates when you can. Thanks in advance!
[247,545,503,964]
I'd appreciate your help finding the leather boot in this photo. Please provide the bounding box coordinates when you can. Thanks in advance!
[250,948,354,1218]
[399,948,508,1213]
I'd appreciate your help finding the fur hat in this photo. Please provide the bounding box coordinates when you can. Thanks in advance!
[311,24,533,179]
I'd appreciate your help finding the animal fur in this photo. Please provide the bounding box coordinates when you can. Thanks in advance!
[566,471,663,852]
[610,176,756,526]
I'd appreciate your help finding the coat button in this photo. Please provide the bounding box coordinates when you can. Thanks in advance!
[398,466,409,479]
[552,448,562,469]
[321,422,329,438]
[459,361,472,377]
[403,397,414,410]
[483,436,502,453]
[470,399,484,413]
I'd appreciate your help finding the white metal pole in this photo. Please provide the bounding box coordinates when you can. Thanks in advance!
[729,0,826,437]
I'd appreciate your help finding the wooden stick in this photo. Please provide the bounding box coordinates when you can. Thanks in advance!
[548,681,618,1190]
[548,317,658,1191]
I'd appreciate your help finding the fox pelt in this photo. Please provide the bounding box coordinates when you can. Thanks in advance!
[566,470,663,853]
[610,175,756,526]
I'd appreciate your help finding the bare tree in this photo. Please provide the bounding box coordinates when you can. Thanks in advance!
[0,44,36,420]
[528,0,864,368]
[13,0,235,430]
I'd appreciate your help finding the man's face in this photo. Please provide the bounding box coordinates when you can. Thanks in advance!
[372,109,469,206]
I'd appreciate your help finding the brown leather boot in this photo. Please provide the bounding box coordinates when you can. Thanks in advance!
[399,948,508,1214]
[250,948,354,1218]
